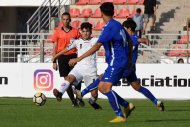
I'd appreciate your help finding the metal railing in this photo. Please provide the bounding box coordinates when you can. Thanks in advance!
[26,0,69,33]
[0,33,190,63]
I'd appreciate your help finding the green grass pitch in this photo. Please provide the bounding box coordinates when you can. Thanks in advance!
[0,98,190,127]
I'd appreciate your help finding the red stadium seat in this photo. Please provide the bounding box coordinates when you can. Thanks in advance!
[91,8,102,18]
[87,20,95,29]
[138,0,144,4]
[69,8,80,18]
[89,0,101,5]
[71,20,81,29]
[114,0,126,4]
[127,0,138,4]
[76,0,89,5]
[79,8,93,18]
[177,35,189,44]
[115,8,130,18]
[166,45,184,56]
[101,0,114,3]
[114,9,118,17]
[94,21,106,31]
[47,35,54,42]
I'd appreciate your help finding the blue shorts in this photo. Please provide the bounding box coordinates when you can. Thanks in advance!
[101,65,126,86]
[122,65,138,83]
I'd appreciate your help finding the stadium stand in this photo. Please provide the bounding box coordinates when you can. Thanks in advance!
[127,0,139,4]
[113,0,126,5]
[91,8,102,18]
[79,8,93,18]
[94,21,106,31]
[76,0,89,5]
[69,8,80,18]
[101,0,114,3]
[115,8,130,18]
[71,20,81,29]
[89,0,102,5]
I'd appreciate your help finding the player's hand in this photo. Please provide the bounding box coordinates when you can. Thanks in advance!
[53,63,58,71]
[69,58,78,66]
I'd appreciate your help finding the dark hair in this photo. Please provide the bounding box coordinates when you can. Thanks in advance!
[62,12,71,21]
[122,19,137,32]
[100,2,114,16]
[136,8,141,13]
[177,58,184,63]
[80,22,92,30]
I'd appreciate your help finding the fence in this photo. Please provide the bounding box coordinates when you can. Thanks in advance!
[0,33,190,63]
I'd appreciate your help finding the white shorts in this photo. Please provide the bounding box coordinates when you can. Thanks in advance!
[69,64,97,87]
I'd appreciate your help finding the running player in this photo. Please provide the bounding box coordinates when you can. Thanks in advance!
[69,2,135,123]
[122,19,164,111]
[77,19,165,112]
[52,22,102,109]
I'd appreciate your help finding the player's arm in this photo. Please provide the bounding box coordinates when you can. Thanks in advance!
[69,43,102,66]
[53,40,76,61]
[53,48,69,61]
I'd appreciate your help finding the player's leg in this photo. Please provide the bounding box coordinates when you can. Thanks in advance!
[129,70,164,111]
[131,82,164,111]
[143,14,149,34]
[83,75,102,109]
[57,54,78,106]
[99,66,130,122]
[89,89,102,110]
[150,14,156,31]
[53,74,76,101]
[80,75,102,97]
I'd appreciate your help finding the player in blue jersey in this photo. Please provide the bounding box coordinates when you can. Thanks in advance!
[75,19,164,116]
[69,2,135,123]
[122,19,164,111]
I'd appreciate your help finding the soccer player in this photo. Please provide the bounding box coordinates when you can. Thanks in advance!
[52,22,102,109]
[79,20,165,111]
[69,2,135,123]
[122,19,165,111]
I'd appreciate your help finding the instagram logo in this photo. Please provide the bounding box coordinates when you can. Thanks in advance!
[34,69,53,91]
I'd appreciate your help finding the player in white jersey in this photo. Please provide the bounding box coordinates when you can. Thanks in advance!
[52,22,102,109]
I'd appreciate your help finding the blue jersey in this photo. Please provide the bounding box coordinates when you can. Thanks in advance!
[130,34,140,64]
[97,19,131,68]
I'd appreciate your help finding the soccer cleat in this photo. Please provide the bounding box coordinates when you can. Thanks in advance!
[77,98,85,107]
[124,103,135,118]
[53,88,63,102]
[109,116,126,123]
[88,100,102,110]
[157,101,165,111]
[72,99,79,108]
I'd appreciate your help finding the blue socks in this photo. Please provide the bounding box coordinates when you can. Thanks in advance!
[105,90,127,117]
[112,91,128,107]
[138,86,158,105]
[81,79,100,97]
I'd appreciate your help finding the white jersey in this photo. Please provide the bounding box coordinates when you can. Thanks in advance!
[67,37,98,87]
[67,37,98,67]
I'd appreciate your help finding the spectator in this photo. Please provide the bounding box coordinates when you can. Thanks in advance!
[143,0,156,34]
[132,8,143,38]
[52,12,83,107]
[177,58,184,63]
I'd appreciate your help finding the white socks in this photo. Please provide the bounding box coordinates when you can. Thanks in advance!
[59,80,70,94]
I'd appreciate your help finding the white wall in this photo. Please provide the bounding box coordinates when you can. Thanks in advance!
[0,63,190,100]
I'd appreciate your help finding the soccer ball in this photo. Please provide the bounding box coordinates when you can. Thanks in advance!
[33,92,46,106]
